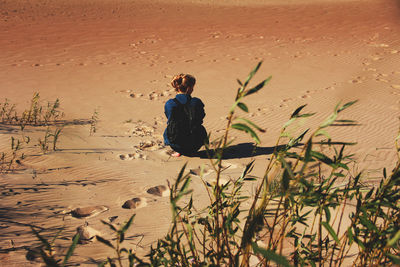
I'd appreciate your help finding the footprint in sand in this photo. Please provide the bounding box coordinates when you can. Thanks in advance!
[298,90,315,99]
[391,91,400,96]
[131,122,155,137]
[153,116,165,126]
[119,154,135,160]
[119,152,148,160]
[391,84,400,89]
[376,78,389,83]
[76,224,102,244]
[348,76,365,84]
[70,205,109,218]
[370,55,383,61]
[304,89,317,94]
[146,185,170,197]
[374,73,389,83]
[129,92,144,98]
[282,98,293,103]
[298,94,311,99]
[122,197,147,209]
[148,92,159,100]
[161,90,171,97]
[189,165,213,177]
[136,140,164,151]
[210,32,222,39]
[324,86,335,91]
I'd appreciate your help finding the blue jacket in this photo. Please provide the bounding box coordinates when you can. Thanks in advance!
[163,94,205,146]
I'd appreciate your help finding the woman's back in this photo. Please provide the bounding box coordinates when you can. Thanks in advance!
[163,74,207,156]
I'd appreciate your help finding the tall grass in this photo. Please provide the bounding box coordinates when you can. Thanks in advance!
[31,63,400,266]
[0,92,64,126]
[0,93,65,171]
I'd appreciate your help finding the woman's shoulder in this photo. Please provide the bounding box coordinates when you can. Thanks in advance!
[191,97,204,106]
[165,98,178,106]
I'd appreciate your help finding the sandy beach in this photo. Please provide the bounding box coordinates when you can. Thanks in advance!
[1,0,400,265]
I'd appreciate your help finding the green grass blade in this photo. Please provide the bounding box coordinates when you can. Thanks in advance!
[315,129,330,139]
[290,104,307,118]
[176,163,188,186]
[387,253,400,264]
[236,117,265,132]
[230,96,245,113]
[337,100,358,113]
[387,229,400,247]
[231,123,260,144]
[62,233,80,266]
[310,151,334,165]
[237,102,249,112]
[120,214,135,234]
[252,242,293,267]
[243,61,263,90]
[320,113,338,129]
[321,222,340,245]
[244,76,272,97]
[96,235,115,249]
[101,220,118,232]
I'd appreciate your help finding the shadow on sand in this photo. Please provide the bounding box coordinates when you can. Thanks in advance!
[192,142,287,160]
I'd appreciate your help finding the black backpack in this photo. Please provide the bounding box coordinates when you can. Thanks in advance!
[166,97,197,147]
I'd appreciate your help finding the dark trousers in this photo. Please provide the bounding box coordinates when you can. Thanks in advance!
[170,126,207,155]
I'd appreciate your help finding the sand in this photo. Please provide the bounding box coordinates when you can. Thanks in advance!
[1,0,400,265]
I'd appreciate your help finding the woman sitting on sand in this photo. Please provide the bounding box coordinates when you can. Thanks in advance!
[163,74,207,157]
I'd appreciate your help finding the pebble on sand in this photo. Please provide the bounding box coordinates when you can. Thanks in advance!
[76,224,101,244]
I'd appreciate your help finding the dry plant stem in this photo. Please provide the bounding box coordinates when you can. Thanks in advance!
[222,216,235,265]
[203,224,207,262]
[199,175,213,203]
[174,224,187,265]
[278,209,290,255]
[267,194,284,249]
[116,237,123,267]
[240,128,286,266]
[214,110,235,264]
[335,235,350,267]
[397,129,400,163]
[205,149,219,174]
[329,193,349,266]
[192,224,205,260]
[178,216,199,264]
[318,165,323,264]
